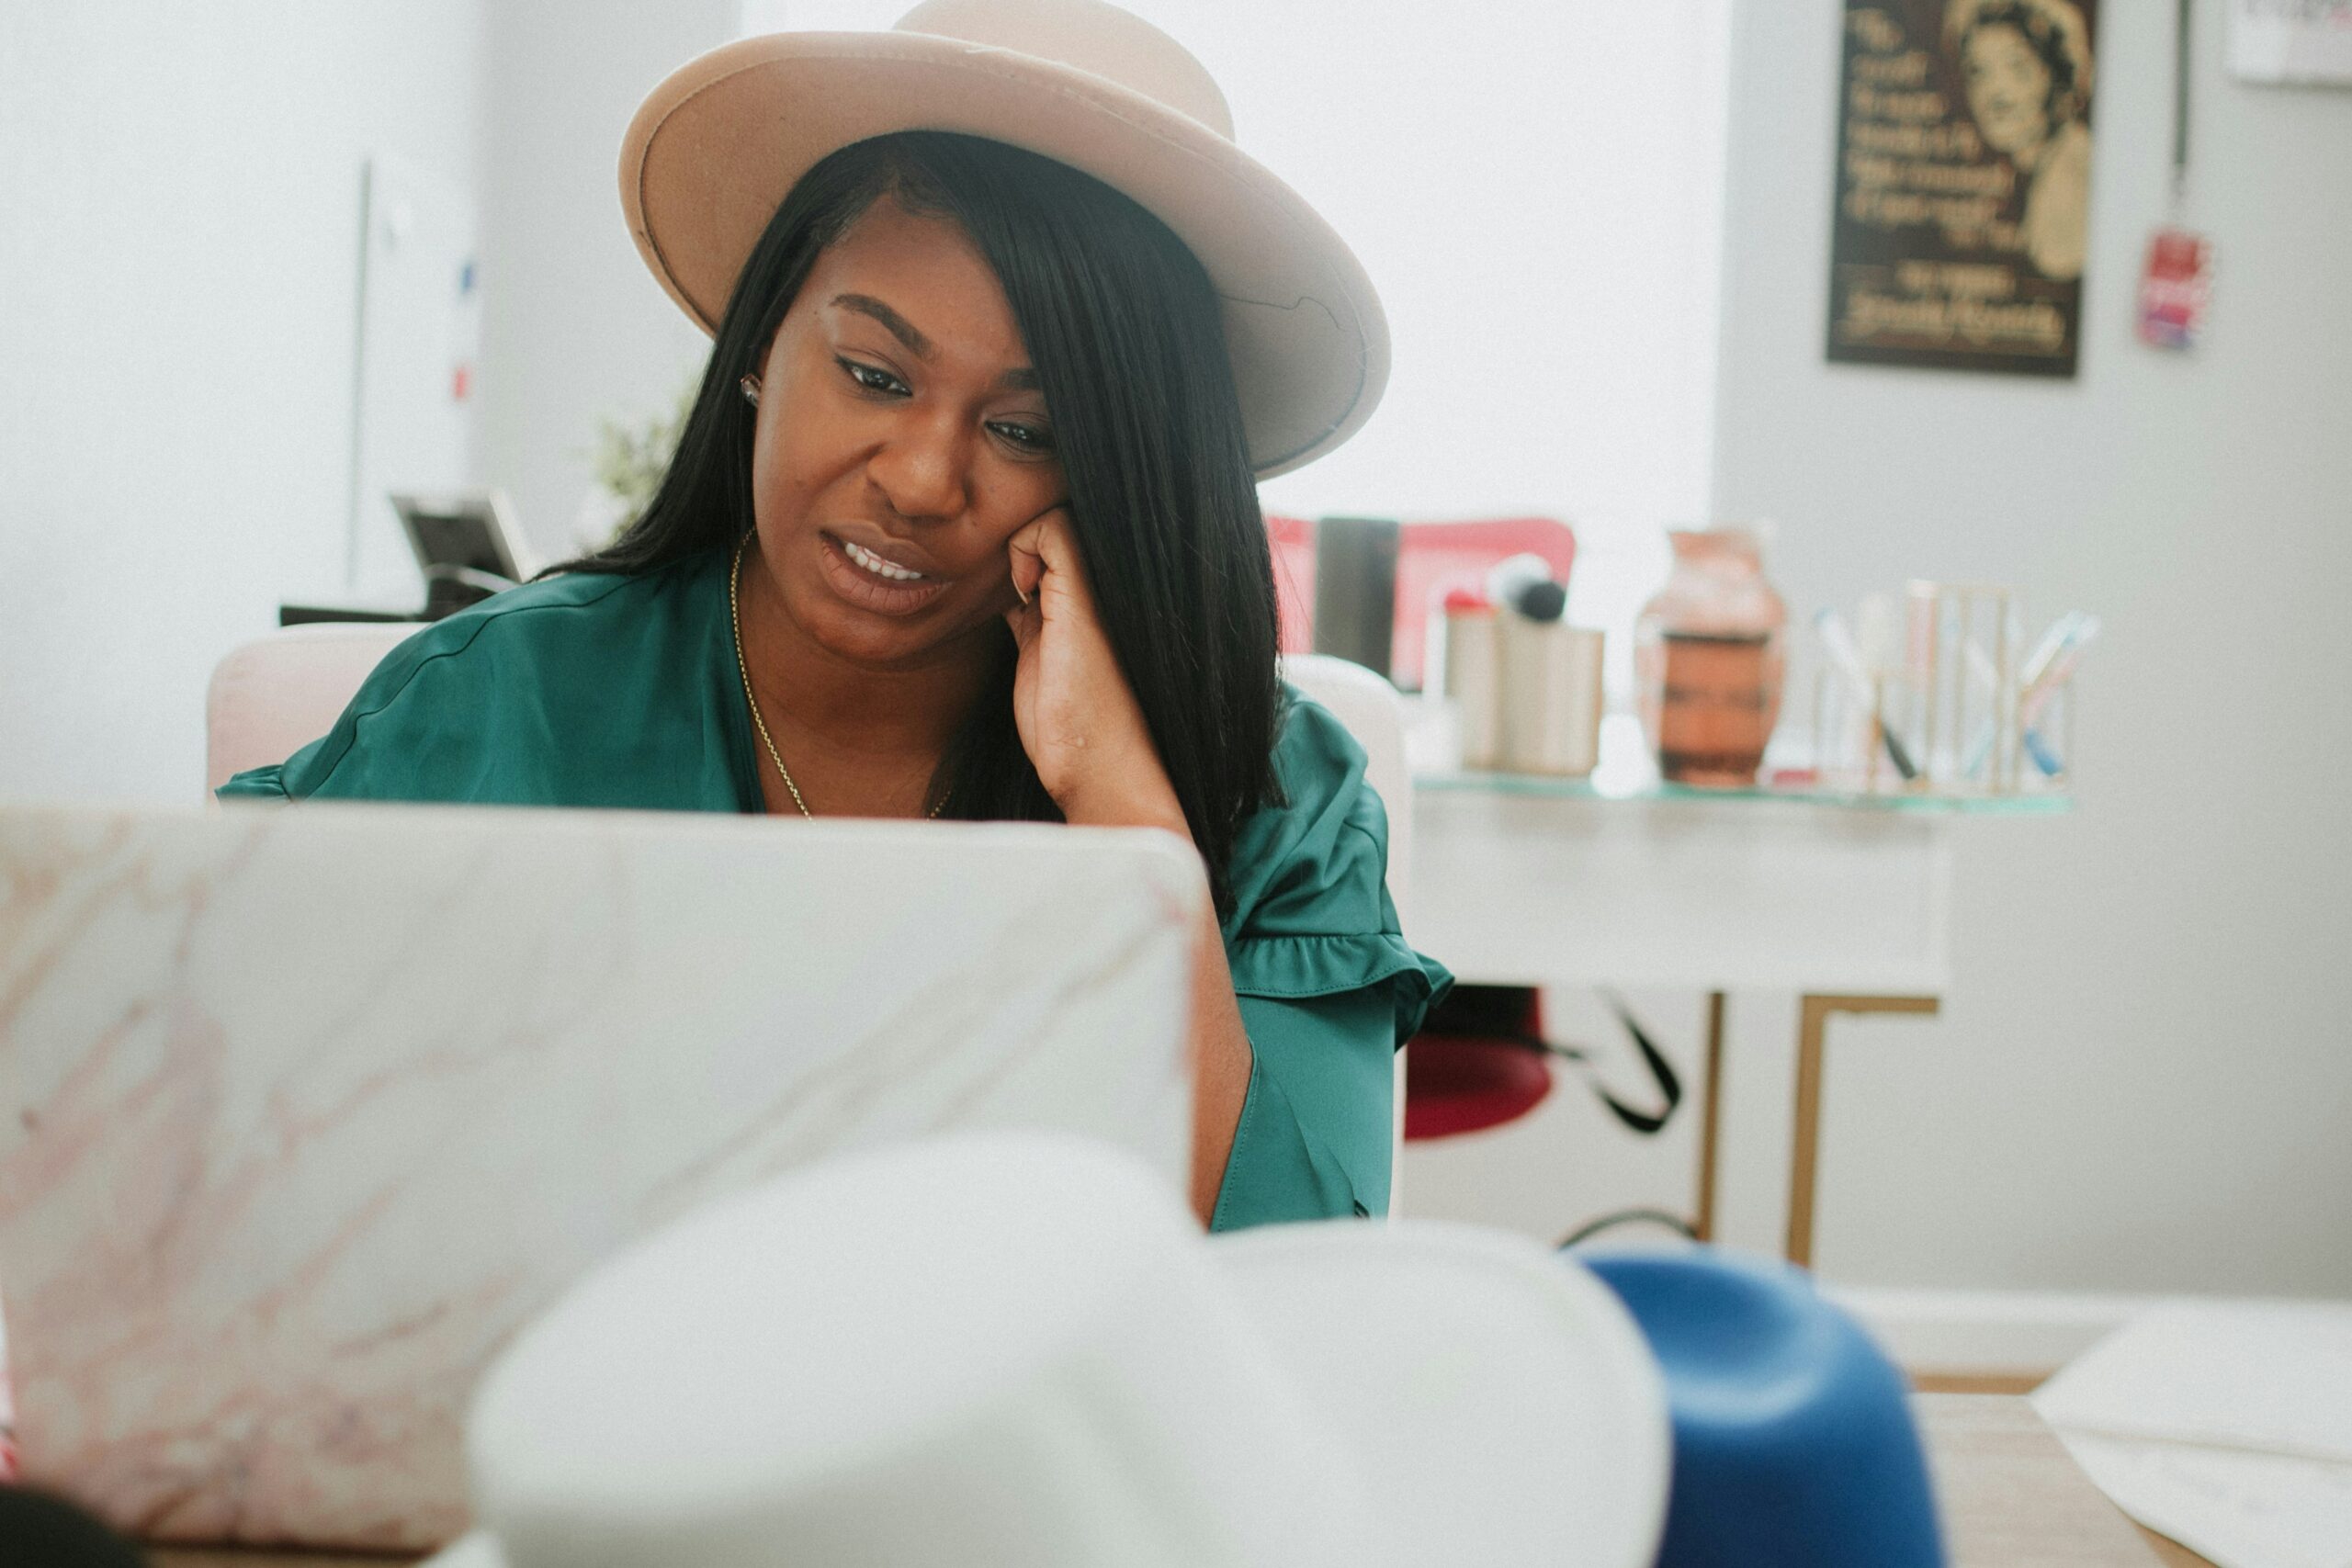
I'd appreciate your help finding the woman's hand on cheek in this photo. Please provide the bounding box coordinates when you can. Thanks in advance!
[1003,508,1187,835]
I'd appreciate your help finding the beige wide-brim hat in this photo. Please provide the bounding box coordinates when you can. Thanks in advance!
[619,0,1387,479]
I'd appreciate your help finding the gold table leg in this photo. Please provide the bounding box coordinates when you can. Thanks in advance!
[1786,993,1940,1268]
[1692,990,1727,1242]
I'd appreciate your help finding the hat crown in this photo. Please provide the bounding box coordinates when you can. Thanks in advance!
[893,0,1235,138]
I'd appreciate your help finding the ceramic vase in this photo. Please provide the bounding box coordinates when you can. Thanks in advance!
[1634,528,1786,787]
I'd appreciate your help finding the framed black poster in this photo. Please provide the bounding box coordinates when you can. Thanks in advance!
[1826,0,2098,377]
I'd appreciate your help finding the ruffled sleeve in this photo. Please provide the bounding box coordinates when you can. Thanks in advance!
[1209,692,1453,1232]
[215,763,292,801]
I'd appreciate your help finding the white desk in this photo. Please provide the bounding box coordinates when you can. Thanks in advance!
[1408,772,2063,1263]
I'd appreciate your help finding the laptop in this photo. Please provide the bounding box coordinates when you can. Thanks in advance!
[0,802,1195,1551]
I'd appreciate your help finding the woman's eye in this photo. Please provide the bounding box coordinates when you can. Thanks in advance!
[990,421,1055,453]
[837,357,908,396]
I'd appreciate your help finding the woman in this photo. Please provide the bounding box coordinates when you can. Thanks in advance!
[1947,0,2094,281]
[220,0,1449,1233]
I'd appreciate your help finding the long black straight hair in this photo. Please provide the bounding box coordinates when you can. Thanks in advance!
[543,132,1284,918]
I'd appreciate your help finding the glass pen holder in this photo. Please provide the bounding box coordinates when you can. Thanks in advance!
[1808,605,2075,797]
[1811,664,1931,795]
[1905,581,2021,794]
[2014,671,2075,788]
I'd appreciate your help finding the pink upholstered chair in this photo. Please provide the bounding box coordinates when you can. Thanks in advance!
[204,624,419,796]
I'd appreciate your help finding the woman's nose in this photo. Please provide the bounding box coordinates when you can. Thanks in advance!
[865,412,970,523]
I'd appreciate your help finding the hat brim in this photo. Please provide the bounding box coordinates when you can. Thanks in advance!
[620,31,1388,479]
[1216,1220,1671,1568]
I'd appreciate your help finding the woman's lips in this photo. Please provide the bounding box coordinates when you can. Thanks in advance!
[817,531,954,615]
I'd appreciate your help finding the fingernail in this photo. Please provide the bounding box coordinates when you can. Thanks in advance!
[1014,582,1030,607]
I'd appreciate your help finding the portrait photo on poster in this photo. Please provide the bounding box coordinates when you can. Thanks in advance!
[1826,0,2098,377]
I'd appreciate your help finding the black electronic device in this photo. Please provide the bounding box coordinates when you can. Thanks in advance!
[1310,514,1399,679]
[392,490,536,616]
[277,491,537,626]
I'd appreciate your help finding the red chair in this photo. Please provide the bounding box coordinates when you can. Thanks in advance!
[1266,515,1577,690]
[1403,984,1555,1140]
[1404,982,1682,1182]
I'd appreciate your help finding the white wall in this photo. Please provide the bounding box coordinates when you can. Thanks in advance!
[1711,0,2352,1295]
[0,3,486,804]
[475,0,737,564]
[1208,2,1730,529]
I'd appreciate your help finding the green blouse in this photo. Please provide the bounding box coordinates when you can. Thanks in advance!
[219,547,1453,1230]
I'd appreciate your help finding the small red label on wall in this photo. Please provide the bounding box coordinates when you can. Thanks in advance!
[2137,228,2212,351]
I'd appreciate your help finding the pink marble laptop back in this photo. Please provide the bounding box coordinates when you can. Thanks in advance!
[0,803,1194,1551]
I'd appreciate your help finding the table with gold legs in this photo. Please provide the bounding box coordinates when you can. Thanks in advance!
[1687,988,1943,1263]
[1409,778,2058,1262]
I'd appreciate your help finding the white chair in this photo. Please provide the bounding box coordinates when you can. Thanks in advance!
[205,623,419,795]
[1279,653,1413,1218]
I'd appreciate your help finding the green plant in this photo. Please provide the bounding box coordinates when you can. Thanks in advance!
[586,373,698,540]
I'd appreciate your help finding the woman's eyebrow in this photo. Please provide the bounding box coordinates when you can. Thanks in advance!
[832,293,933,359]
[832,292,1042,391]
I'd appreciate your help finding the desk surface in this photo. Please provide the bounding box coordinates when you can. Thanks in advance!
[145,1394,2206,1568]
[1917,1393,2209,1567]
[1417,767,2075,815]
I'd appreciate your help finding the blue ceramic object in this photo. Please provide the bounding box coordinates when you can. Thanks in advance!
[1583,1250,1945,1568]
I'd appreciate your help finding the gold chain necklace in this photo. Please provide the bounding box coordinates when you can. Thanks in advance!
[729,533,944,820]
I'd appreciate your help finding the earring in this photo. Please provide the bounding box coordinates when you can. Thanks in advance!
[739,375,761,408]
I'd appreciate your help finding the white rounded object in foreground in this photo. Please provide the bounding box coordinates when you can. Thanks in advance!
[1221,1219,1671,1568]
[430,1130,1667,1568]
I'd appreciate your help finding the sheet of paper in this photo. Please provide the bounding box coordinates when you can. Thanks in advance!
[2034,1304,2352,1463]
[2055,1430,2352,1568]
